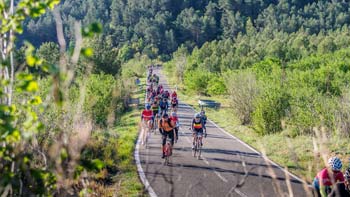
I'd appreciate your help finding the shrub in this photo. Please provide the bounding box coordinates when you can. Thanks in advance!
[224,70,259,125]
[252,87,290,135]
[183,69,211,95]
[84,74,116,127]
[207,75,226,95]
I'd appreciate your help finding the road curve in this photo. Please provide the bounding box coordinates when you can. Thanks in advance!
[135,67,312,197]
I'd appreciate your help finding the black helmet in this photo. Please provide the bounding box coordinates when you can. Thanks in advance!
[163,114,169,118]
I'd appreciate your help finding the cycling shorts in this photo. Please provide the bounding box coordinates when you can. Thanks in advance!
[193,128,204,136]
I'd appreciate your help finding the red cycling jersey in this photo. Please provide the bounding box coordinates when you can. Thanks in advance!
[142,110,153,121]
[315,168,344,186]
[172,92,177,98]
[170,116,178,122]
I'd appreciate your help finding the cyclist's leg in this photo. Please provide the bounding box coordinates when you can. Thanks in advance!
[147,120,152,134]
[169,129,175,146]
[192,130,196,149]
[198,128,204,146]
[140,120,146,145]
[169,130,174,155]
[161,133,166,158]
[175,127,179,140]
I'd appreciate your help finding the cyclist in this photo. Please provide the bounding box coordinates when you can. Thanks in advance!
[162,90,170,100]
[171,97,178,112]
[151,74,158,86]
[140,104,154,145]
[155,74,160,85]
[191,113,207,149]
[170,111,180,141]
[328,167,350,197]
[313,157,344,197]
[159,98,168,116]
[171,90,177,99]
[158,114,176,158]
[200,110,207,131]
[157,84,163,95]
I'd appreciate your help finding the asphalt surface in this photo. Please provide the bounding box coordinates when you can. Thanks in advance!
[137,67,312,197]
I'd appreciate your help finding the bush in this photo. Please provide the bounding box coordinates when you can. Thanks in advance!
[224,70,259,125]
[252,87,290,135]
[183,69,211,95]
[84,74,116,127]
[207,75,226,95]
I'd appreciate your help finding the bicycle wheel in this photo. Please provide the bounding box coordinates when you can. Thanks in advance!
[192,140,197,157]
[197,138,201,160]
[153,117,158,134]
[163,142,171,165]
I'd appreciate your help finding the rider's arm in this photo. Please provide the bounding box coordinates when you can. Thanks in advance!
[158,119,163,134]
[319,185,327,197]
[318,177,328,197]
[191,119,194,131]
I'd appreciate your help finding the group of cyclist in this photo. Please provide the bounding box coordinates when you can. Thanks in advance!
[141,66,350,197]
[313,156,350,196]
[141,65,208,159]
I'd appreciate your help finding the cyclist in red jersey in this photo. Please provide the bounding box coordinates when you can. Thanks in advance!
[140,104,154,145]
[313,157,344,197]
[141,104,154,122]
[171,91,177,99]
[328,167,350,197]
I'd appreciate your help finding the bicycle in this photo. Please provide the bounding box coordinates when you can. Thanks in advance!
[192,131,204,159]
[163,138,173,165]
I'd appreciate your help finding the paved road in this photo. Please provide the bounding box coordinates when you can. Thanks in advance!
[136,67,311,197]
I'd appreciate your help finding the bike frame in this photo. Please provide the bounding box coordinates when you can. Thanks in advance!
[193,132,203,159]
[164,138,172,165]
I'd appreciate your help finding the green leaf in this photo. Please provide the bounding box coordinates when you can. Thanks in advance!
[26,81,39,92]
[81,48,94,57]
[91,159,105,170]
[48,0,60,9]
[60,148,68,160]
[26,56,36,66]
[29,96,42,105]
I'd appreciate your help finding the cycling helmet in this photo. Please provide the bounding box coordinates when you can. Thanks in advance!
[344,168,350,180]
[146,104,151,109]
[328,157,342,171]
[195,113,201,118]
[171,112,176,116]
[163,113,169,118]
[200,110,205,115]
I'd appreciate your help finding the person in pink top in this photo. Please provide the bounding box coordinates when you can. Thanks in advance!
[313,157,344,197]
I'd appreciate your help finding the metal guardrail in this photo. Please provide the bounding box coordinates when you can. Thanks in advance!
[198,99,221,109]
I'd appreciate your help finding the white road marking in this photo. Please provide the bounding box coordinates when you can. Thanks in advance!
[234,188,249,197]
[135,136,158,197]
[214,171,228,183]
